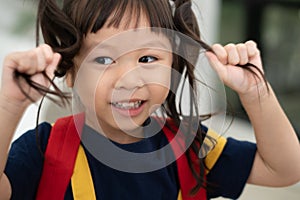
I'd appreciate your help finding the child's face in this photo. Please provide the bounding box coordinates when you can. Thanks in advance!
[71,13,173,142]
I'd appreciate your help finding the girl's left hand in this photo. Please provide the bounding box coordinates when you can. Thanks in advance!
[206,41,266,96]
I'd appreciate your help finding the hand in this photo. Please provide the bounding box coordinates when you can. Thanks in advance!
[206,41,266,97]
[0,44,61,108]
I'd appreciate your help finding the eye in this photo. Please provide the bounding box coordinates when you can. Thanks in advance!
[94,57,114,65]
[139,56,158,63]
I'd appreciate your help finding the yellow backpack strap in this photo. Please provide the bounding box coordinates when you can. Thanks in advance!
[204,129,227,173]
[71,145,97,200]
[177,190,182,200]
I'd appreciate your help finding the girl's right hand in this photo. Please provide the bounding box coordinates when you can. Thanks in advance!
[0,44,61,109]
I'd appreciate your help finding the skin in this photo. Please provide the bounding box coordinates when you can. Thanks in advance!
[0,14,300,200]
[68,14,173,144]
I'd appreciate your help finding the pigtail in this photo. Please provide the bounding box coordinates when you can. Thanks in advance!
[13,0,83,157]
[13,0,84,106]
[166,0,210,194]
[169,0,269,195]
[37,0,82,77]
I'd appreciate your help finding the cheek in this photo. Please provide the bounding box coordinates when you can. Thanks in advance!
[74,67,112,107]
[150,85,169,102]
[94,73,115,99]
[147,84,169,114]
[142,65,171,89]
[150,65,171,100]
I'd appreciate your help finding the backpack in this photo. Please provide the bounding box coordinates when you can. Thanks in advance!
[36,115,214,199]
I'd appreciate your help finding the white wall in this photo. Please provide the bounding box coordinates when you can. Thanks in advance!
[0,1,37,140]
[192,0,221,44]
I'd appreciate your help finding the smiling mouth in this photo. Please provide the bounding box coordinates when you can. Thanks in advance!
[111,100,145,110]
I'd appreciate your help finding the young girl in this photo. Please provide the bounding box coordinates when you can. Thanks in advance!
[1,0,300,199]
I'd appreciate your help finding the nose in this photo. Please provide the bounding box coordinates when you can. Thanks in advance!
[114,62,145,90]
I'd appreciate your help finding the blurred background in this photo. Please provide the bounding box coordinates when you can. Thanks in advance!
[0,0,299,199]
[219,0,300,141]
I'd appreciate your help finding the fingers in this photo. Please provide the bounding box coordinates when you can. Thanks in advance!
[1,44,62,104]
[210,44,228,65]
[245,40,259,57]
[5,44,60,76]
[45,53,61,79]
[205,51,227,81]
[210,40,259,66]
[236,44,248,65]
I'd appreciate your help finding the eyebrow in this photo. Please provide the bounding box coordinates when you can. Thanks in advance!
[139,40,172,51]
[92,39,172,53]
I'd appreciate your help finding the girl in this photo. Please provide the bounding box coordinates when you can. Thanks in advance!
[1,0,300,199]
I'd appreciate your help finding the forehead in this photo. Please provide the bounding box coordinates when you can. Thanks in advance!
[85,11,150,47]
[78,14,172,61]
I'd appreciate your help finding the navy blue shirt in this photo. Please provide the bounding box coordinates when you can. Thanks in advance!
[5,122,256,199]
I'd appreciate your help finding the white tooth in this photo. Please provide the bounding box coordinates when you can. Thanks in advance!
[112,101,142,109]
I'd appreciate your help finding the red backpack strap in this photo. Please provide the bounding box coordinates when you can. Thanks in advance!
[36,114,85,200]
[160,118,207,200]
